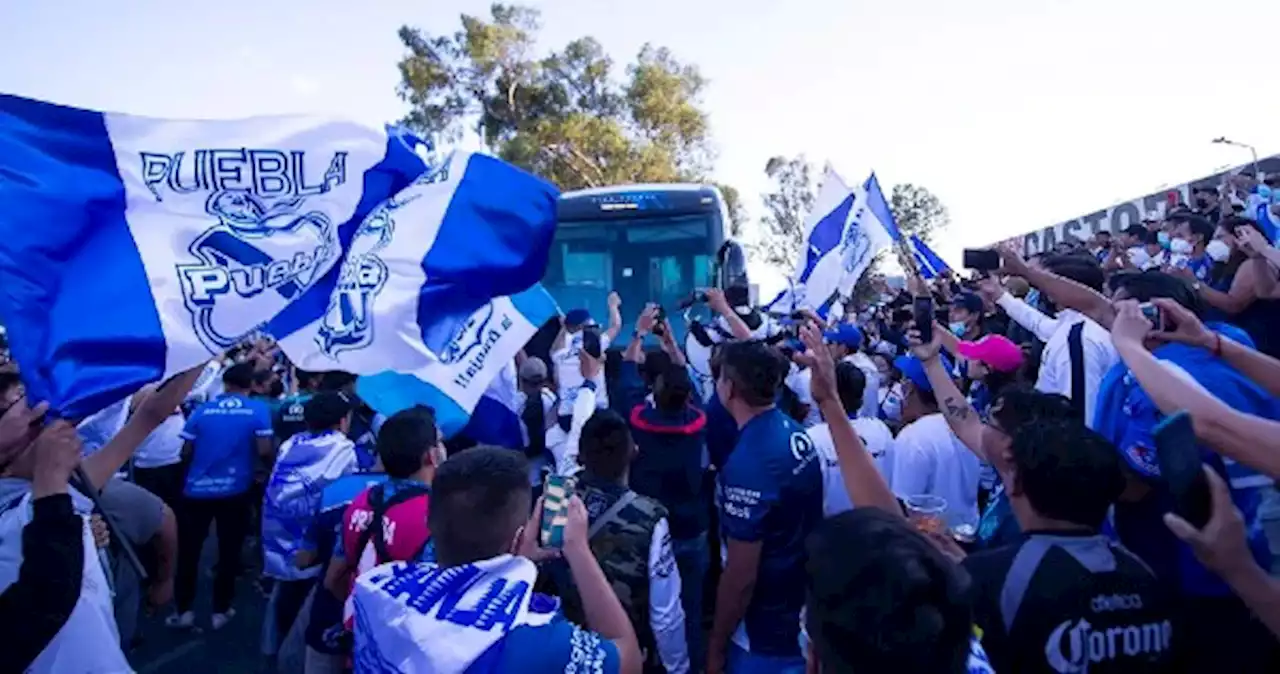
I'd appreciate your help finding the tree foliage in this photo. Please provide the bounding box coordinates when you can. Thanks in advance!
[752,157,952,305]
[754,155,817,271]
[395,4,715,190]
[889,183,950,243]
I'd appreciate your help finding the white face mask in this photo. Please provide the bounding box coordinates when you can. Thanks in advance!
[1206,239,1232,263]
[1169,238,1194,255]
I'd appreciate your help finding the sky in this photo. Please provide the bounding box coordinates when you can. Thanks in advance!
[3,0,1279,295]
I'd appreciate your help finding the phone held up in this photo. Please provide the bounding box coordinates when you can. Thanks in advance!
[581,325,602,359]
[1154,410,1212,530]
[1138,302,1168,332]
[913,295,935,345]
[540,474,577,548]
[962,248,1001,273]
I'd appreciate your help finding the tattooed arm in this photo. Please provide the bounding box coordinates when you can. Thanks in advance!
[920,355,988,462]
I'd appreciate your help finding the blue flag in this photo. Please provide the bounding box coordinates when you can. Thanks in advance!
[909,234,951,279]
[0,94,557,419]
[768,168,895,316]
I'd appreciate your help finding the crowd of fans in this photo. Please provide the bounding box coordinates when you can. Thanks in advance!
[2,175,1280,673]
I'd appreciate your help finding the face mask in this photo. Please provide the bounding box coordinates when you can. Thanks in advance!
[1169,238,1194,255]
[949,322,967,336]
[881,387,903,422]
[1157,231,1171,248]
[1206,239,1232,262]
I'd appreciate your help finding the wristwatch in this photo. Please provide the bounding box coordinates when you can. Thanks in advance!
[1191,281,1203,292]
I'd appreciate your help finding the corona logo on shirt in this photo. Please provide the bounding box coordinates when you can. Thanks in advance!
[156,148,350,351]
[1043,617,1172,673]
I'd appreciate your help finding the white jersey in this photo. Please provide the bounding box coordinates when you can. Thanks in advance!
[807,417,896,517]
[552,331,611,416]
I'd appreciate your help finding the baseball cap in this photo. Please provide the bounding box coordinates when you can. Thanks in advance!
[823,323,864,348]
[519,357,548,385]
[952,293,983,315]
[892,354,952,394]
[955,335,1024,373]
[564,309,593,327]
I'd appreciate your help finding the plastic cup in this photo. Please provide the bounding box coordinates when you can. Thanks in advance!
[905,494,948,534]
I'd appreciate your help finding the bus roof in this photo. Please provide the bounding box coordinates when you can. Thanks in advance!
[560,183,722,199]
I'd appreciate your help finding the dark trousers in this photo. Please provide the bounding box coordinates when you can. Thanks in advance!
[673,532,709,673]
[274,579,315,646]
[132,462,185,509]
[175,492,252,614]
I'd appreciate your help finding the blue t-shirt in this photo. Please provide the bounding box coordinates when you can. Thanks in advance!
[491,616,620,673]
[1093,333,1277,597]
[718,407,823,656]
[180,393,273,498]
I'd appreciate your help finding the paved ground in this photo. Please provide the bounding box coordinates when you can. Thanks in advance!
[128,539,274,674]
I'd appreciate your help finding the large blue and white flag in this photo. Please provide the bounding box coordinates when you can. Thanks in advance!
[908,234,951,279]
[769,168,896,316]
[356,284,559,438]
[0,94,557,419]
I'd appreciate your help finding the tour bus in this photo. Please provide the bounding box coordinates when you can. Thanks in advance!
[540,183,730,345]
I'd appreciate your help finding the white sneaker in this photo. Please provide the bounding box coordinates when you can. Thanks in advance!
[165,611,195,629]
[210,608,236,631]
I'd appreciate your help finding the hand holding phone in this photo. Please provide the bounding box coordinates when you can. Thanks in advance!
[540,474,577,548]
[1155,411,1212,530]
[913,296,934,345]
[962,248,1001,273]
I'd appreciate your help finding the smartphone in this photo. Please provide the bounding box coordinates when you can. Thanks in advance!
[1138,301,1166,331]
[962,248,1001,273]
[913,296,934,344]
[540,474,576,548]
[1154,411,1212,530]
[581,326,602,359]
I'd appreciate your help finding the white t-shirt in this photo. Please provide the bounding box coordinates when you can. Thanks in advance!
[133,412,186,468]
[888,413,981,529]
[552,331,611,416]
[808,417,896,518]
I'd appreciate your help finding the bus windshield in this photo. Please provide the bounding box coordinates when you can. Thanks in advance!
[544,212,720,340]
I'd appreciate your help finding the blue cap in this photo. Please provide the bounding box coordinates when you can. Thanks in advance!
[893,354,953,393]
[953,292,984,315]
[564,309,592,326]
[823,323,864,348]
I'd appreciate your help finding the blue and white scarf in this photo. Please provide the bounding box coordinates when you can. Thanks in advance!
[262,430,357,580]
[352,554,554,673]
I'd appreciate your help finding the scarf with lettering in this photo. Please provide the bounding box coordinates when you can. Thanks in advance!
[351,554,556,673]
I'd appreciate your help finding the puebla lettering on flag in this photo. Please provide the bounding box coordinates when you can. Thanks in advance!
[0,93,557,421]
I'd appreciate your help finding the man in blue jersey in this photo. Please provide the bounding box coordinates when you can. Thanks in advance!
[709,340,823,674]
[169,362,275,631]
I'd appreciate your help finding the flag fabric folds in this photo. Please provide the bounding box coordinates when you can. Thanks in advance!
[0,94,558,421]
[769,168,896,316]
[908,234,951,279]
[355,284,559,439]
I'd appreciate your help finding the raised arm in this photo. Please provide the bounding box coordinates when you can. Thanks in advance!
[1112,300,1280,479]
[81,366,202,492]
[999,244,1116,330]
[797,325,901,516]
